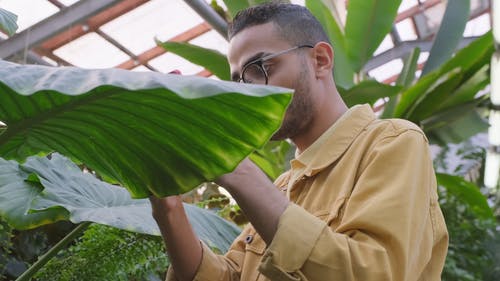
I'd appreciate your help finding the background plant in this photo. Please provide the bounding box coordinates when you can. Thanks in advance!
[35,224,169,281]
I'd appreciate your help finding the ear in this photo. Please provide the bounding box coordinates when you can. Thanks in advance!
[311,42,334,79]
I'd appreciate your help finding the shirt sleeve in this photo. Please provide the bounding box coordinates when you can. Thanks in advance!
[165,226,251,281]
[259,130,442,281]
[165,172,292,281]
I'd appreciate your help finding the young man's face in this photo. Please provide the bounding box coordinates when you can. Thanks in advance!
[227,22,316,140]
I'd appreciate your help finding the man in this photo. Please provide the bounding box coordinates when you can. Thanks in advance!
[150,3,448,281]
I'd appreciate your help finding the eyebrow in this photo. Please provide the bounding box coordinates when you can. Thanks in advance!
[230,51,270,81]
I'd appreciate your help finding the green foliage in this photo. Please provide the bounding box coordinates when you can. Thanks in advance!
[433,137,500,280]
[0,60,292,198]
[421,0,470,75]
[249,140,291,180]
[0,156,69,230]
[0,153,241,255]
[344,0,402,72]
[439,185,500,281]
[35,223,169,281]
[305,0,354,88]
[338,80,401,107]
[156,41,230,80]
[0,217,13,280]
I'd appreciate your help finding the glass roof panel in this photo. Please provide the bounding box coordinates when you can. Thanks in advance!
[131,65,152,72]
[418,52,430,65]
[368,59,404,82]
[100,0,205,55]
[1,0,58,32]
[464,13,491,36]
[396,18,418,41]
[53,32,130,68]
[189,30,228,55]
[398,0,419,12]
[149,52,204,74]
[58,0,81,7]
[374,35,394,56]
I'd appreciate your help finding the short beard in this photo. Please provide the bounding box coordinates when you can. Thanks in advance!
[271,66,314,141]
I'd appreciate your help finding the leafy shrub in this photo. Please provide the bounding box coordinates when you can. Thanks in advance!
[440,186,500,281]
[35,223,169,281]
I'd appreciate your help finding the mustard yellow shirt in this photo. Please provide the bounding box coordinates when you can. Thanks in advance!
[167,104,448,281]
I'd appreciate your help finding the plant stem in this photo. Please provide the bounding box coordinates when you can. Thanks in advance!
[16,221,91,281]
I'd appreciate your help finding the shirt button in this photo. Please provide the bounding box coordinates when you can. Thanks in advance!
[245,235,253,244]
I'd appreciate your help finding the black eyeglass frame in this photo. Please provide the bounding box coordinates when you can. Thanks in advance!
[237,44,314,85]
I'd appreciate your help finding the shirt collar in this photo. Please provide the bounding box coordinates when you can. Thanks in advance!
[291,104,376,178]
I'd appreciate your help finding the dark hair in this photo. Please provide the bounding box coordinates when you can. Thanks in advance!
[227,2,330,46]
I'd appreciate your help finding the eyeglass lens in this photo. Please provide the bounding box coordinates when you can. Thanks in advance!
[242,64,267,84]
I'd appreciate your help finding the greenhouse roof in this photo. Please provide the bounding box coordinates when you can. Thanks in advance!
[0,0,492,83]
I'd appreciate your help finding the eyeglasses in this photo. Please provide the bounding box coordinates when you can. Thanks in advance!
[236,44,314,85]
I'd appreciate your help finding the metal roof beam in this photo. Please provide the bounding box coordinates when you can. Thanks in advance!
[0,0,123,59]
[364,36,479,72]
[184,0,228,40]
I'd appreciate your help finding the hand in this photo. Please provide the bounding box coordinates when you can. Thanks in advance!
[149,195,183,222]
[215,158,267,192]
[216,158,289,244]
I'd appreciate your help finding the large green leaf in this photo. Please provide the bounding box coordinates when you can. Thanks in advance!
[406,69,464,122]
[0,158,69,229]
[436,173,494,220]
[394,33,493,119]
[422,99,489,144]
[344,0,402,72]
[421,0,470,76]
[439,31,494,79]
[249,140,291,180]
[306,0,354,89]
[0,60,292,198]
[1,153,241,252]
[157,41,230,80]
[339,80,401,107]
[0,8,18,36]
[438,64,490,110]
